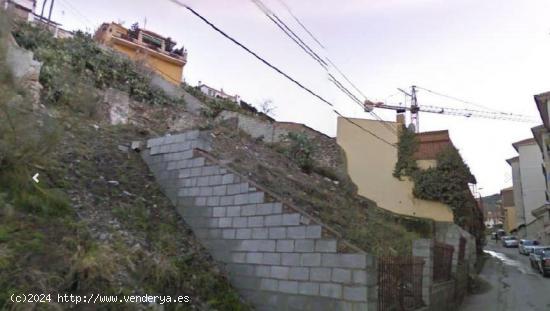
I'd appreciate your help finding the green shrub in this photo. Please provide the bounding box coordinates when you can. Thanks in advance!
[12,23,185,108]
[284,132,315,173]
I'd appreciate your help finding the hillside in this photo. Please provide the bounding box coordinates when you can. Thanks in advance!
[1,17,432,309]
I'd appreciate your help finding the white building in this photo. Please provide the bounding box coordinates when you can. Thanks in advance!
[198,82,240,103]
[509,138,547,237]
[2,0,36,21]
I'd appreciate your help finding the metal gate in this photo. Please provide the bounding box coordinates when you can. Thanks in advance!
[378,256,425,311]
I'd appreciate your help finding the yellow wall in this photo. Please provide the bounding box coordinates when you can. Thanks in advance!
[336,117,454,222]
[95,23,184,85]
[503,206,517,233]
[110,43,183,84]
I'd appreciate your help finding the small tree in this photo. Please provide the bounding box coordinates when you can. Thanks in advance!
[260,100,276,117]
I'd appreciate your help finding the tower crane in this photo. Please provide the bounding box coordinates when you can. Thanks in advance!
[364,85,539,132]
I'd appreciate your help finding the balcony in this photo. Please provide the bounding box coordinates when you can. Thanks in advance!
[112,33,187,64]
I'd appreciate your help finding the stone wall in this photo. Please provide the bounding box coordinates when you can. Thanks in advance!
[216,110,351,183]
[413,236,471,311]
[139,130,377,310]
[435,222,476,272]
[6,35,42,105]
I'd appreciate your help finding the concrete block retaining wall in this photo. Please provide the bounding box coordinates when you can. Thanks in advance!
[140,130,377,311]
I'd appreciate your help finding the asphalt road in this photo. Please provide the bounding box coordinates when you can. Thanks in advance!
[460,239,550,311]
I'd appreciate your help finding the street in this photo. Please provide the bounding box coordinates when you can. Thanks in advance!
[460,239,550,311]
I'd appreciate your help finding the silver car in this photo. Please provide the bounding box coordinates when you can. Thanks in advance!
[519,239,539,255]
[502,236,519,248]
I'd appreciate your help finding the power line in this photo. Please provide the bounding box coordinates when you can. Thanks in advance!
[165,0,397,148]
[250,0,398,135]
[415,85,500,112]
[250,0,327,68]
[275,0,325,50]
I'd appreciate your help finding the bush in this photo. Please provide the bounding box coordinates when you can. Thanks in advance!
[284,132,315,173]
[12,23,185,108]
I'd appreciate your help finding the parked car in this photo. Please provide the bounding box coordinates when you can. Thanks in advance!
[519,239,539,255]
[538,250,550,276]
[529,246,550,271]
[502,236,519,248]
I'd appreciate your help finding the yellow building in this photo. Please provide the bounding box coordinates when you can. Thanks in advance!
[94,22,187,85]
[336,117,454,222]
[500,187,517,233]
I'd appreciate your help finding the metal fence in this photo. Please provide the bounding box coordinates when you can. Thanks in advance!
[433,242,454,282]
[378,256,425,311]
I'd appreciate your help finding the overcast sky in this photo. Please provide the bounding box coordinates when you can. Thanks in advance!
[39,0,550,196]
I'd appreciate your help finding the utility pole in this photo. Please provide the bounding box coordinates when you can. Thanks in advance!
[47,0,54,26]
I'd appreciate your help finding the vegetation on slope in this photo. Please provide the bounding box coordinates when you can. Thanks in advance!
[394,125,485,253]
[211,126,431,256]
[1,16,248,310]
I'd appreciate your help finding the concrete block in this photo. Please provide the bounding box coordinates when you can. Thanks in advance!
[260,278,278,291]
[220,195,234,206]
[320,283,342,299]
[269,227,286,239]
[301,253,321,267]
[265,215,283,226]
[256,203,274,215]
[295,240,315,252]
[248,216,264,227]
[241,204,258,216]
[256,265,271,278]
[322,254,366,269]
[343,286,367,302]
[306,226,323,239]
[278,281,299,294]
[282,253,300,266]
[195,197,207,206]
[197,176,210,187]
[231,252,246,263]
[226,206,241,217]
[287,226,306,239]
[222,174,235,184]
[252,228,268,239]
[219,217,232,228]
[247,252,264,264]
[229,264,255,276]
[332,268,352,283]
[190,167,202,177]
[185,130,200,140]
[209,175,222,185]
[207,196,220,207]
[228,183,247,195]
[213,207,226,217]
[352,270,367,285]
[236,228,252,239]
[271,266,290,279]
[199,187,213,196]
[223,229,236,239]
[259,240,276,252]
[202,165,219,176]
[298,282,320,296]
[235,194,248,205]
[282,213,301,226]
[289,267,309,281]
[233,217,248,228]
[263,253,281,265]
[249,192,265,204]
[276,240,294,252]
[315,240,337,253]
[213,185,227,196]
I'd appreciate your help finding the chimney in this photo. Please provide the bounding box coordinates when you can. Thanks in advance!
[396,112,406,126]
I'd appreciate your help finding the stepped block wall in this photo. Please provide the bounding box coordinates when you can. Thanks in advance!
[140,130,377,311]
